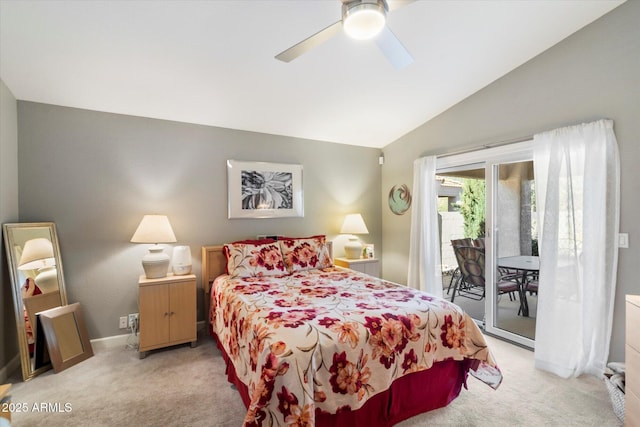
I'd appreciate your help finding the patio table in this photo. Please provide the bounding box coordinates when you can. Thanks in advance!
[498,256,539,317]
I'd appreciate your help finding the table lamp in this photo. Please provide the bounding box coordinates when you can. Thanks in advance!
[131,215,177,279]
[340,213,369,259]
[18,238,58,292]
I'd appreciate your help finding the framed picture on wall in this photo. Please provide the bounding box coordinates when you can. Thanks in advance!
[227,160,304,219]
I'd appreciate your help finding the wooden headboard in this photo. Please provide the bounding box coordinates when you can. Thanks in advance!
[201,245,226,296]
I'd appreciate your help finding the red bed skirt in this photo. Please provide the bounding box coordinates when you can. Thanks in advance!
[212,330,471,426]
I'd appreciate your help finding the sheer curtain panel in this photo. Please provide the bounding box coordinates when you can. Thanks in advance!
[407,156,442,296]
[533,119,620,378]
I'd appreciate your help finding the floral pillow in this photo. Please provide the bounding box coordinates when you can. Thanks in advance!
[223,240,287,278]
[279,235,333,273]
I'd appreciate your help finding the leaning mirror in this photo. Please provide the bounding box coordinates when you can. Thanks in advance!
[2,222,67,381]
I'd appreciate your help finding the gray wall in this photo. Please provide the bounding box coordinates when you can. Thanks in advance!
[381,1,640,362]
[0,79,19,375]
[15,102,382,341]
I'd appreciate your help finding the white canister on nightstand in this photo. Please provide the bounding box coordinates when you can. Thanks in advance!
[172,246,192,275]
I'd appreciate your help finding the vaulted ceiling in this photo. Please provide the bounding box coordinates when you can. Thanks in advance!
[0,1,625,148]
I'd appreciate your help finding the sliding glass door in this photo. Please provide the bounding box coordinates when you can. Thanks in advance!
[485,157,536,348]
[437,141,535,348]
[437,164,486,325]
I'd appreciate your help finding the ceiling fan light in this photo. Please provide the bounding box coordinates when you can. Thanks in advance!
[343,2,386,40]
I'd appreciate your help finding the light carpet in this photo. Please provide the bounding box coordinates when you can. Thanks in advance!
[6,331,620,426]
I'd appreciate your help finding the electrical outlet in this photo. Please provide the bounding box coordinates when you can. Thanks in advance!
[119,316,128,329]
[128,313,139,328]
[618,233,629,248]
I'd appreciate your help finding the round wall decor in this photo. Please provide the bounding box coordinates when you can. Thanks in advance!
[388,184,412,215]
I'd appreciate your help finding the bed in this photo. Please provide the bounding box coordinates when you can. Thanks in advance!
[202,236,502,426]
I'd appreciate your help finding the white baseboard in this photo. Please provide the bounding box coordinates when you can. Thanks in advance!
[0,353,21,383]
[89,321,207,352]
[90,333,131,351]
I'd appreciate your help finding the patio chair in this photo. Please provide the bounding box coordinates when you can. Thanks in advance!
[446,238,474,295]
[451,245,485,302]
[498,270,520,301]
[450,245,519,303]
[525,272,538,295]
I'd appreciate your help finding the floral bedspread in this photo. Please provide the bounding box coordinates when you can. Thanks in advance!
[211,267,502,426]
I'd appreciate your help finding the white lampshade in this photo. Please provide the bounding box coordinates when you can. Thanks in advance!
[131,215,177,279]
[340,214,369,235]
[130,215,177,244]
[18,238,56,270]
[343,0,386,40]
[341,214,369,259]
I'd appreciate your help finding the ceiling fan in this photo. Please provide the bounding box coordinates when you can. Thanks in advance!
[275,0,415,69]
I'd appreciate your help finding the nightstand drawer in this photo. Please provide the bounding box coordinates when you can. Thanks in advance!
[334,258,380,278]
[626,388,640,427]
[627,344,640,396]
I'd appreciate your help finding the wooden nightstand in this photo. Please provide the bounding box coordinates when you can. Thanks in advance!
[0,383,11,422]
[334,257,380,277]
[138,273,197,359]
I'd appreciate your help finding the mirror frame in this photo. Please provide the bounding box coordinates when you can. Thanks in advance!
[39,303,93,373]
[2,222,68,381]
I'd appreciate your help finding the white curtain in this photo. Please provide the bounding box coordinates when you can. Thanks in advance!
[533,119,620,378]
[407,156,442,296]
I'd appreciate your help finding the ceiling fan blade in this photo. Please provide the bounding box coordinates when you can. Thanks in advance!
[375,25,413,69]
[275,21,343,63]
[387,0,417,12]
